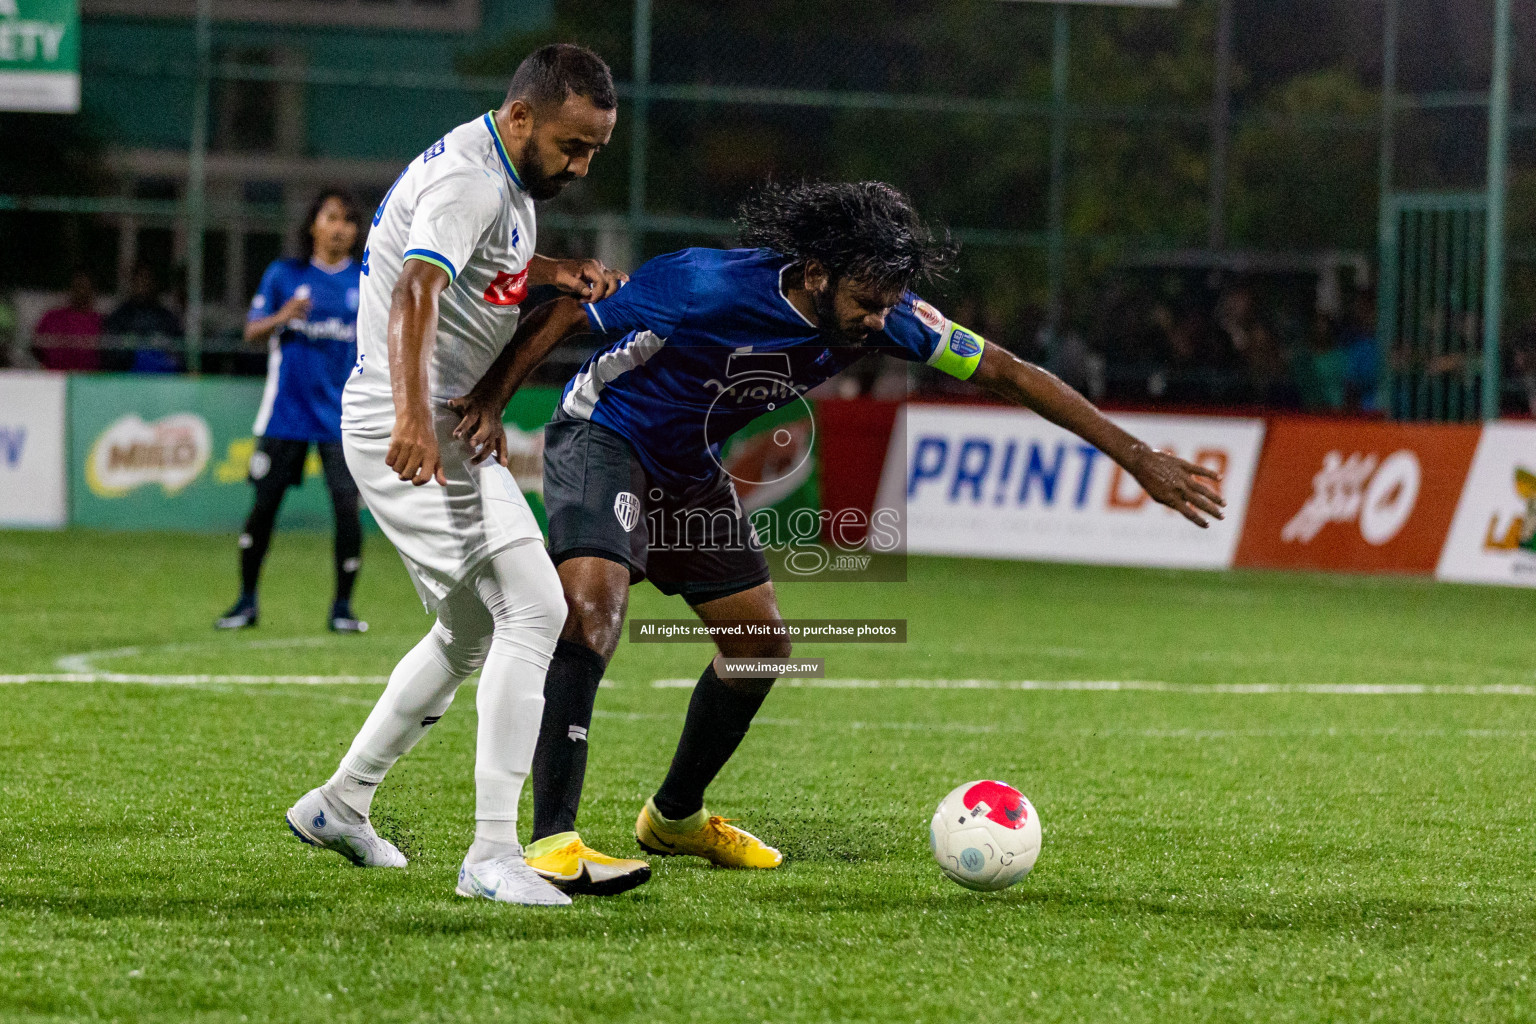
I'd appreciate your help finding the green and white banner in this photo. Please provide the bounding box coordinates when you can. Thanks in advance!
[67,375,561,533]
[0,0,78,113]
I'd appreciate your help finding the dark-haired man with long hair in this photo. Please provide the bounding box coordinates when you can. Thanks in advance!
[284,44,629,907]
[452,181,1225,894]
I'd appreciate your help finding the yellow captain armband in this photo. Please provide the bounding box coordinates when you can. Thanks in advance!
[927,321,985,381]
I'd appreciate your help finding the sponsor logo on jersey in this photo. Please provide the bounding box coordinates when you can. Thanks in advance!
[423,137,446,162]
[288,317,356,343]
[483,268,529,307]
[948,326,982,358]
[86,413,212,497]
[613,490,641,532]
[912,298,946,332]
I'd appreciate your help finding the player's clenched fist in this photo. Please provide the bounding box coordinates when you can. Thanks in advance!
[1127,445,1225,528]
[385,414,447,486]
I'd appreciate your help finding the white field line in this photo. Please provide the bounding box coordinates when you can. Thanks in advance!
[6,673,1536,698]
[592,709,1536,740]
[2,673,388,685]
[54,636,335,673]
[651,677,1536,696]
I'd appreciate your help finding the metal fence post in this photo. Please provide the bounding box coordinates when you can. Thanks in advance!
[1207,0,1233,250]
[628,0,651,270]
[184,0,212,373]
[1045,4,1069,360]
[1481,0,1511,421]
[1374,0,1398,416]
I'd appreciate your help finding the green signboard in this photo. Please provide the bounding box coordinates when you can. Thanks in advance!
[68,375,560,533]
[0,0,79,113]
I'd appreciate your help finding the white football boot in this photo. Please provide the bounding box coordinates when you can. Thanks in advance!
[457,851,572,906]
[285,787,406,868]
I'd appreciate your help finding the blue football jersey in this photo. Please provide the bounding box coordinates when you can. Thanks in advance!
[248,257,361,442]
[565,247,986,491]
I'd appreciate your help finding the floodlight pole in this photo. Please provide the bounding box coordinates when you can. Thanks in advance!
[1045,4,1069,360]
[1481,0,1511,421]
[629,0,651,271]
[184,0,212,373]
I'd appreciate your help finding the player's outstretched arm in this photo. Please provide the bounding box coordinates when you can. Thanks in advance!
[386,259,452,486]
[448,296,591,465]
[969,342,1226,528]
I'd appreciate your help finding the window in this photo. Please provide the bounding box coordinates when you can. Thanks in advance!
[81,0,480,32]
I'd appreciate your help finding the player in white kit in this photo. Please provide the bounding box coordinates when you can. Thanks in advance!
[284,44,626,906]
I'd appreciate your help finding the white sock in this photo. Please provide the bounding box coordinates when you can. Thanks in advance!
[463,542,565,863]
[325,597,492,818]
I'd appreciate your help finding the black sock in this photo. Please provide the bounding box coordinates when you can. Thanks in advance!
[652,663,772,821]
[530,639,607,841]
[331,493,361,608]
[238,482,285,598]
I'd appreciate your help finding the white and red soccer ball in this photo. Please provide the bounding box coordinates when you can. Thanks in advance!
[930,780,1042,891]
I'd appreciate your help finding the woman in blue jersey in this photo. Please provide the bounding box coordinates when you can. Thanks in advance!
[218,190,367,633]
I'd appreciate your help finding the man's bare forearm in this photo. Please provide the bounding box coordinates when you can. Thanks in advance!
[971,343,1147,471]
[525,254,560,289]
[471,296,591,409]
[388,262,448,422]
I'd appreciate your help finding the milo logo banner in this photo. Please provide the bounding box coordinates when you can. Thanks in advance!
[68,376,561,532]
[70,375,337,532]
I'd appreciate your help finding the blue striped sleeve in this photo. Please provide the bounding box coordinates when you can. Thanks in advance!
[403,248,458,283]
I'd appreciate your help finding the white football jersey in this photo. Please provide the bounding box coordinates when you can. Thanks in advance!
[343,112,538,436]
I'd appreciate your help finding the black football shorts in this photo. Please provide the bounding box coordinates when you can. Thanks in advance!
[542,415,771,605]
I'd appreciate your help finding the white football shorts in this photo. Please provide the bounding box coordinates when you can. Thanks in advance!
[343,407,545,610]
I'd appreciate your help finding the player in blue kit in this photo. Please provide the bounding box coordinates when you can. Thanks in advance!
[218,190,369,633]
[450,181,1226,892]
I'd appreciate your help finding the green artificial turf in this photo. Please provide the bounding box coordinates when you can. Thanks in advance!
[2,529,1534,1022]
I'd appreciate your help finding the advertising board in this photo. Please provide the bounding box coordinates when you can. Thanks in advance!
[1233,419,1479,574]
[0,369,67,527]
[874,405,1263,568]
[1436,421,1536,587]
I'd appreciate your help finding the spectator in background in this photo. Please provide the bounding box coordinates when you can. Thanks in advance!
[1338,291,1381,412]
[32,271,103,371]
[1507,323,1536,417]
[1217,281,1291,407]
[103,262,183,373]
[1296,312,1346,412]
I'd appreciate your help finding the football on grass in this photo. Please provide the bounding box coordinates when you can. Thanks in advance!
[930,780,1042,891]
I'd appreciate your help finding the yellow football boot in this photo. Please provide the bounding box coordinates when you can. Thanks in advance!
[634,798,783,869]
[524,832,652,896]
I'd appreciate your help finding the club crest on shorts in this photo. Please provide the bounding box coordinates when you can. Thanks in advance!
[613,491,641,532]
